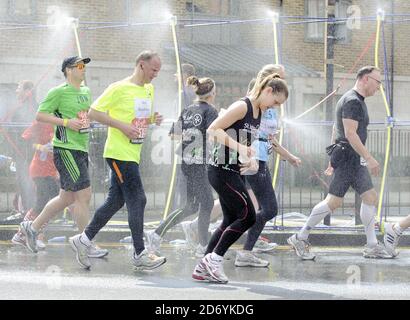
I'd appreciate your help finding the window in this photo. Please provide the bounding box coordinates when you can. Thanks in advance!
[7,0,36,21]
[186,0,240,16]
[186,2,203,13]
[305,0,351,43]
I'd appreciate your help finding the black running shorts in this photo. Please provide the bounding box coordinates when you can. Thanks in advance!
[328,161,374,198]
[53,147,90,192]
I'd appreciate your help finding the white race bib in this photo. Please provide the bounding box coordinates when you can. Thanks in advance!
[130,98,151,144]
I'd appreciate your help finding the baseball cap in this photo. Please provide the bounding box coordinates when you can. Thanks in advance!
[61,56,91,72]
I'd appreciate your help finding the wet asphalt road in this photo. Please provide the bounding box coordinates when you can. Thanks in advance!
[0,241,409,300]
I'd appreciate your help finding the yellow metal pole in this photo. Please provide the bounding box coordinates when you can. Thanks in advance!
[374,11,391,229]
[163,16,182,220]
[271,13,283,189]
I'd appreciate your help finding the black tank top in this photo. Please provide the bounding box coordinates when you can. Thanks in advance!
[210,97,261,173]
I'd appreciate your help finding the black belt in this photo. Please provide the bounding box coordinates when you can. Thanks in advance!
[258,138,268,142]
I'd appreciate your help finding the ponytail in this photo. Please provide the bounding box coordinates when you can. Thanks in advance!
[187,76,215,99]
[250,73,288,98]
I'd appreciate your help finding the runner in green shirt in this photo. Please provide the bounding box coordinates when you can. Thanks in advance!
[20,56,107,259]
[69,51,166,271]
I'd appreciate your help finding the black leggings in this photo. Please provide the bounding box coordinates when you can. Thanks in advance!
[155,164,213,246]
[244,161,278,250]
[206,166,256,256]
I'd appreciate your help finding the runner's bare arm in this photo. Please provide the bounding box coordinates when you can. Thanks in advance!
[207,101,251,157]
[36,112,82,131]
[88,108,139,139]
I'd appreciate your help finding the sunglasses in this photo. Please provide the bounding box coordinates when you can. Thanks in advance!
[367,75,382,85]
[69,63,86,70]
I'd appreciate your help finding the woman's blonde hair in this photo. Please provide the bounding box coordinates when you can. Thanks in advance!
[249,64,287,98]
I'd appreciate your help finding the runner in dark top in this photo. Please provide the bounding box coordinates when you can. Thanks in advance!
[288,66,392,260]
[192,73,289,283]
[145,76,218,257]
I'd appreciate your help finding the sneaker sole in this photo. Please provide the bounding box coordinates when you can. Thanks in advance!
[192,273,212,282]
[69,238,91,269]
[134,258,167,271]
[88,251,109,259]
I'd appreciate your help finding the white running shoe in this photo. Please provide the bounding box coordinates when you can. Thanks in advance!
[181,221,198,250]
[88,242,109,258]
[201,253,228,284]
[287,234,316,260]
[194,244,207,258]
[144,230,162,254]
[383,223,400,257]
[192,261,213,282]
[252,239,278,253]
[363,243,393,259]
[69,234,91,269]
[132,249,166,271]
[235,251,270,268]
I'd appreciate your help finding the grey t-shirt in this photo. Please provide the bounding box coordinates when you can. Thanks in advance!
[335,89,369,162]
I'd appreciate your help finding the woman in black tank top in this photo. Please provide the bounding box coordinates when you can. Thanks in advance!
[192,73,289,284]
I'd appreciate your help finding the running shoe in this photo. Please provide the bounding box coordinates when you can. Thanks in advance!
[192,261,212,282]
[132,249,166,271]
[11,233,26,248]
[287,234,316,260]
[253,239,278,253]
[69,234,91,269]
[88,242,109,258]
[144,230,162,254]
[363,243,394,259]
[20,221,38,253]
[383,223,400,257]
[181,221,198,250]
[194,244,207,258]
[235,251,270,268]
[201,253,228,284]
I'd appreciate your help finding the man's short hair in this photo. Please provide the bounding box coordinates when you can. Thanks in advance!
[356,66,380,80]
[181,63,195,77]
[135,50,159,65]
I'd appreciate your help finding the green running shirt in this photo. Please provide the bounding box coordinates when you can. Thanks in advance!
[38,83,91,152]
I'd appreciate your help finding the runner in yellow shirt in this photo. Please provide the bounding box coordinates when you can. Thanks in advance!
[69,51,166,270]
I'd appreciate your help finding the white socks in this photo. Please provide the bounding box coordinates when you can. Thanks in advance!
[298,201,332,241]
[360,203,378,247]
[80,232,92,246]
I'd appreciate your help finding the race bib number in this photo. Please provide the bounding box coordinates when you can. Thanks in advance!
[130,98,151,144]
[77,110,90,134]
[259,109,278,137]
